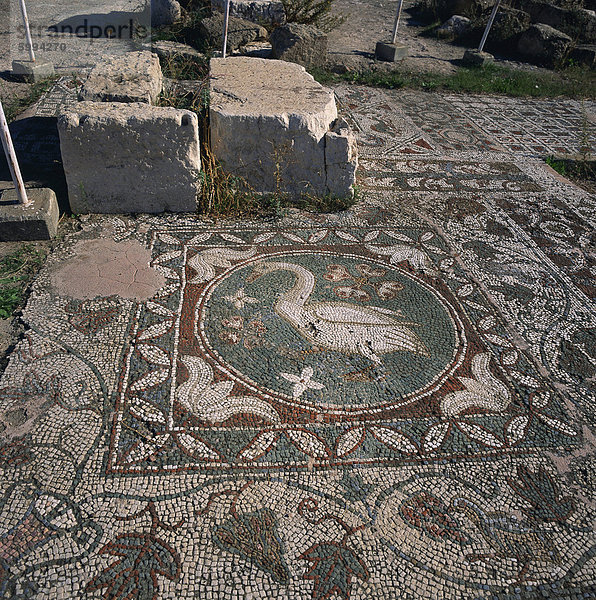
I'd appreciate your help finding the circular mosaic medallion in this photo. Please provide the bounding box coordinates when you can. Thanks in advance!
[196,251,465,416]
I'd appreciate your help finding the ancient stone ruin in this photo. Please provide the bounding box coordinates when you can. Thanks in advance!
[57,50,201,214]
[209,57,357,200]
[57,43,358,214]
[58,102,201,214]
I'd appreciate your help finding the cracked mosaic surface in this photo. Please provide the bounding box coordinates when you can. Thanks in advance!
[1,85,595,599]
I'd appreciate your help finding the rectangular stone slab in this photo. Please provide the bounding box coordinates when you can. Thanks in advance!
[58,102,201,214]
[0,188,59,241]
[78,51,163,104]
[11,60,55,83]
[375,41,408,62]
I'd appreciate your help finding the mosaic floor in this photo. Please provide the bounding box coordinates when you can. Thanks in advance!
[0,85,595,599]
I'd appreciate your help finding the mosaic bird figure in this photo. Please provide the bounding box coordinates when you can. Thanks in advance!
[451,497,560,582]
[188,247,256,283]
[247,260,430,365]
[177,355,281,424]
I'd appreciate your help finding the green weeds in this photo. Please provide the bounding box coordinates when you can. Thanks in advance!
[1,76,58,123]
[0,245,46,319]
[281,0,345,32]
[311,63,596,99]
[159,54,210,80]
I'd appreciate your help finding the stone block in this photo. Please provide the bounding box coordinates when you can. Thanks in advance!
[209,57,356,199]
[517,23,572,67]
[462,48,494,66]
[271,24,328,67]
[375,42,408,62]
[58,102,200,214]
[151,0,182,27]
[199,13,268,53]
[437,15,471,39]
[238,41,273,58]
[150,40,206,62]
[211,0,286,25]
[570,44,596,68]
[324,118,358,199]
[11,60,55,83]
[0,188,59,241]
[79,51,163,104]
[521,0,596,44]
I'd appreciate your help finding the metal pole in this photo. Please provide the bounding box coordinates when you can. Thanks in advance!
[18,0,36,62]
[391,0,404,45]
[222,0,230,58]
[0,99,30,206]
[478,0,501,53]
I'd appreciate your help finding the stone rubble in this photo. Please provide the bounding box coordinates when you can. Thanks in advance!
[151,0,182,27]
[199,13,268,54]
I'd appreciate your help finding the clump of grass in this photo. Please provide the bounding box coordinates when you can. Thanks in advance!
[159,84,265,216]
[311,63,596,99]
[1,76,58,123]
[546,155,568,176]
[159,54,209,80]
[546,155,596,185]
[199,121,265,216]
[0,245,46,319]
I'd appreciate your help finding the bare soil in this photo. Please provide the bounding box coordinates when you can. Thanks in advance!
[326,0,548,75]
[0,0,33,107]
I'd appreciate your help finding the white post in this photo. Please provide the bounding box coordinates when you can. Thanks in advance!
[0,99,30,206]
[18,0,36,62]
[391,0,405,45]
[222,0,230,59]
[478,0,501,53]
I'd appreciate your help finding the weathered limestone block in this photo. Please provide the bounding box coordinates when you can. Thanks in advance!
[209,57,357,199]
[325,119,358,199]
[517,23,571,67]
[519,0,596,44]
[79,51,163,104]
[150,40,206,62]
[270,23,328,67]
[151,0,182,27]
[436,15,471,39]
[211,0,286,25]
[58,102,200,214]
[199,13,268,53]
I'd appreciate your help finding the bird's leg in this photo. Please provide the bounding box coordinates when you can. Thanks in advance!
[515,560,531,583]
[343,363,385,382]
[465,552,495,564]
[345,364,374,377]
